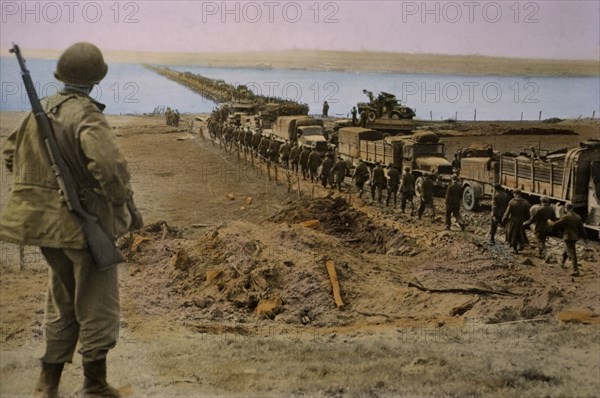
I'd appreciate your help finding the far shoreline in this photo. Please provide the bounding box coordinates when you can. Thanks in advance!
[1,48,598,78]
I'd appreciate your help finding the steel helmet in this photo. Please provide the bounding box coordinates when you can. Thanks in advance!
[54,42,108,85]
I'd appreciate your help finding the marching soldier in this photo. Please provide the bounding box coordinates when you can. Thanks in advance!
[332,156,348,191]
[258,136,271,159]
[370,162,386,204]
[550,202,587,276]
[320,153,334,188]
[289,143,300,173]
[386,163,400,208]
[417,173,436,221]
[490,184,509,244]
[352,159,370,197]
[445,175,465,231]
[308,147,321,183]
[400,166,416,215]
[299,146,311,180]
[279,141,291,168]
[524,196,557,258]
[501,189,530,253]
[268,139,281,163]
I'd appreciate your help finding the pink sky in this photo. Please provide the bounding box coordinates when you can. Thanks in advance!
[1,0,599,59]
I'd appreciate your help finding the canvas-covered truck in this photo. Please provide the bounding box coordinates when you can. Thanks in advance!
[270,115,329,153]
[338,127,453,190]
[459,140,600,232]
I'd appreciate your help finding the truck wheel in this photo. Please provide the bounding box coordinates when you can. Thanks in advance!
[391,112,400,120]
[462,185,479,211]
[367,111,377,122]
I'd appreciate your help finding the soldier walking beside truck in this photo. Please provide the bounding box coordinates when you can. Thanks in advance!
[308,147,321,183]
[550,203,587,277]
[524,196,557,258]
[353,159,369,197]
[332,156,348,191]
[299,146,311,180]
[386,164,400,208]
[320,153,334,188]
[370,162,386,205]
[417,173,436,222]
[502,189,531,254]
[400,167,416,215]
[289,143,300,173]
[490,184,509,244]
[445,175,465,231]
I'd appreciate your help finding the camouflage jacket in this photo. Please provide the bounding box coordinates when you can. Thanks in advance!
[0,90,133,249]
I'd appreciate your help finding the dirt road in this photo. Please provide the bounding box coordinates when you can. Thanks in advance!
[1,113,599,397]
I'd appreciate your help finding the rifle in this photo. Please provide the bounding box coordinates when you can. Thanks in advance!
[10,43,125,269]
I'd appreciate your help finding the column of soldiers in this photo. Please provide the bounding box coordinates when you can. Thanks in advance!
[490,185,587,276]
[205,118,589,277]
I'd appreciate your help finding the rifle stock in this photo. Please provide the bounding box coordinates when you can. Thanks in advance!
[10,43,125,269]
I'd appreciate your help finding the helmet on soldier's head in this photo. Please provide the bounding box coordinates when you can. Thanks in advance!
[54,42,108,85]
[541,196,550,204]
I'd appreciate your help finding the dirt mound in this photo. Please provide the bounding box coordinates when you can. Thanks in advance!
[269,196,418,255]
[158,221,358,326]
[501,128,577,136]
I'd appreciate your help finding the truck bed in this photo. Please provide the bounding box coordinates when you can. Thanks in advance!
[500,156,566,199]
[357,140,402,165]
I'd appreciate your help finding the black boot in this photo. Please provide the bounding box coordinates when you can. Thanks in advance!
[82,358,120,397]
[34,362,64,398]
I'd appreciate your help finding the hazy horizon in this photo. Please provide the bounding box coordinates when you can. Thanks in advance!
[1,1,599,61]
[2,47,599,63]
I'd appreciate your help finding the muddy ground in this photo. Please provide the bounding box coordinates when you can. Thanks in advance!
[1,112,599,397]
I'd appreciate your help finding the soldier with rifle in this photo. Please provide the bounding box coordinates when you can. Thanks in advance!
[1,43,142,397]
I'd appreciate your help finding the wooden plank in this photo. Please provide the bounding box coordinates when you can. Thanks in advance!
[325,260,344,309]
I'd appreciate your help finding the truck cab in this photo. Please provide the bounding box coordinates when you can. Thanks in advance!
[297,125,329,153]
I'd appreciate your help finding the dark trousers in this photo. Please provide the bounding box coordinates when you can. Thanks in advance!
[401,192,415,213]
[418,198,435,220]
[490,216,502,241]
[562,240,578,269]
[386,185,399,207]
[371,184,384,203]
[445,206,464,229]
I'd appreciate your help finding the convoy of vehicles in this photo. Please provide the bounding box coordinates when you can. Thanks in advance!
[204,86,598,234]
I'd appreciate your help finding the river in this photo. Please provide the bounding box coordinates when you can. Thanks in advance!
[1,57,598,120]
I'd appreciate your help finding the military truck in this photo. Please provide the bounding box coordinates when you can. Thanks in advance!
[224,101,259,126]
[459,140,600,232]
[338,127,453,190]
[270,115,329,153]
[357,90,416,122]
